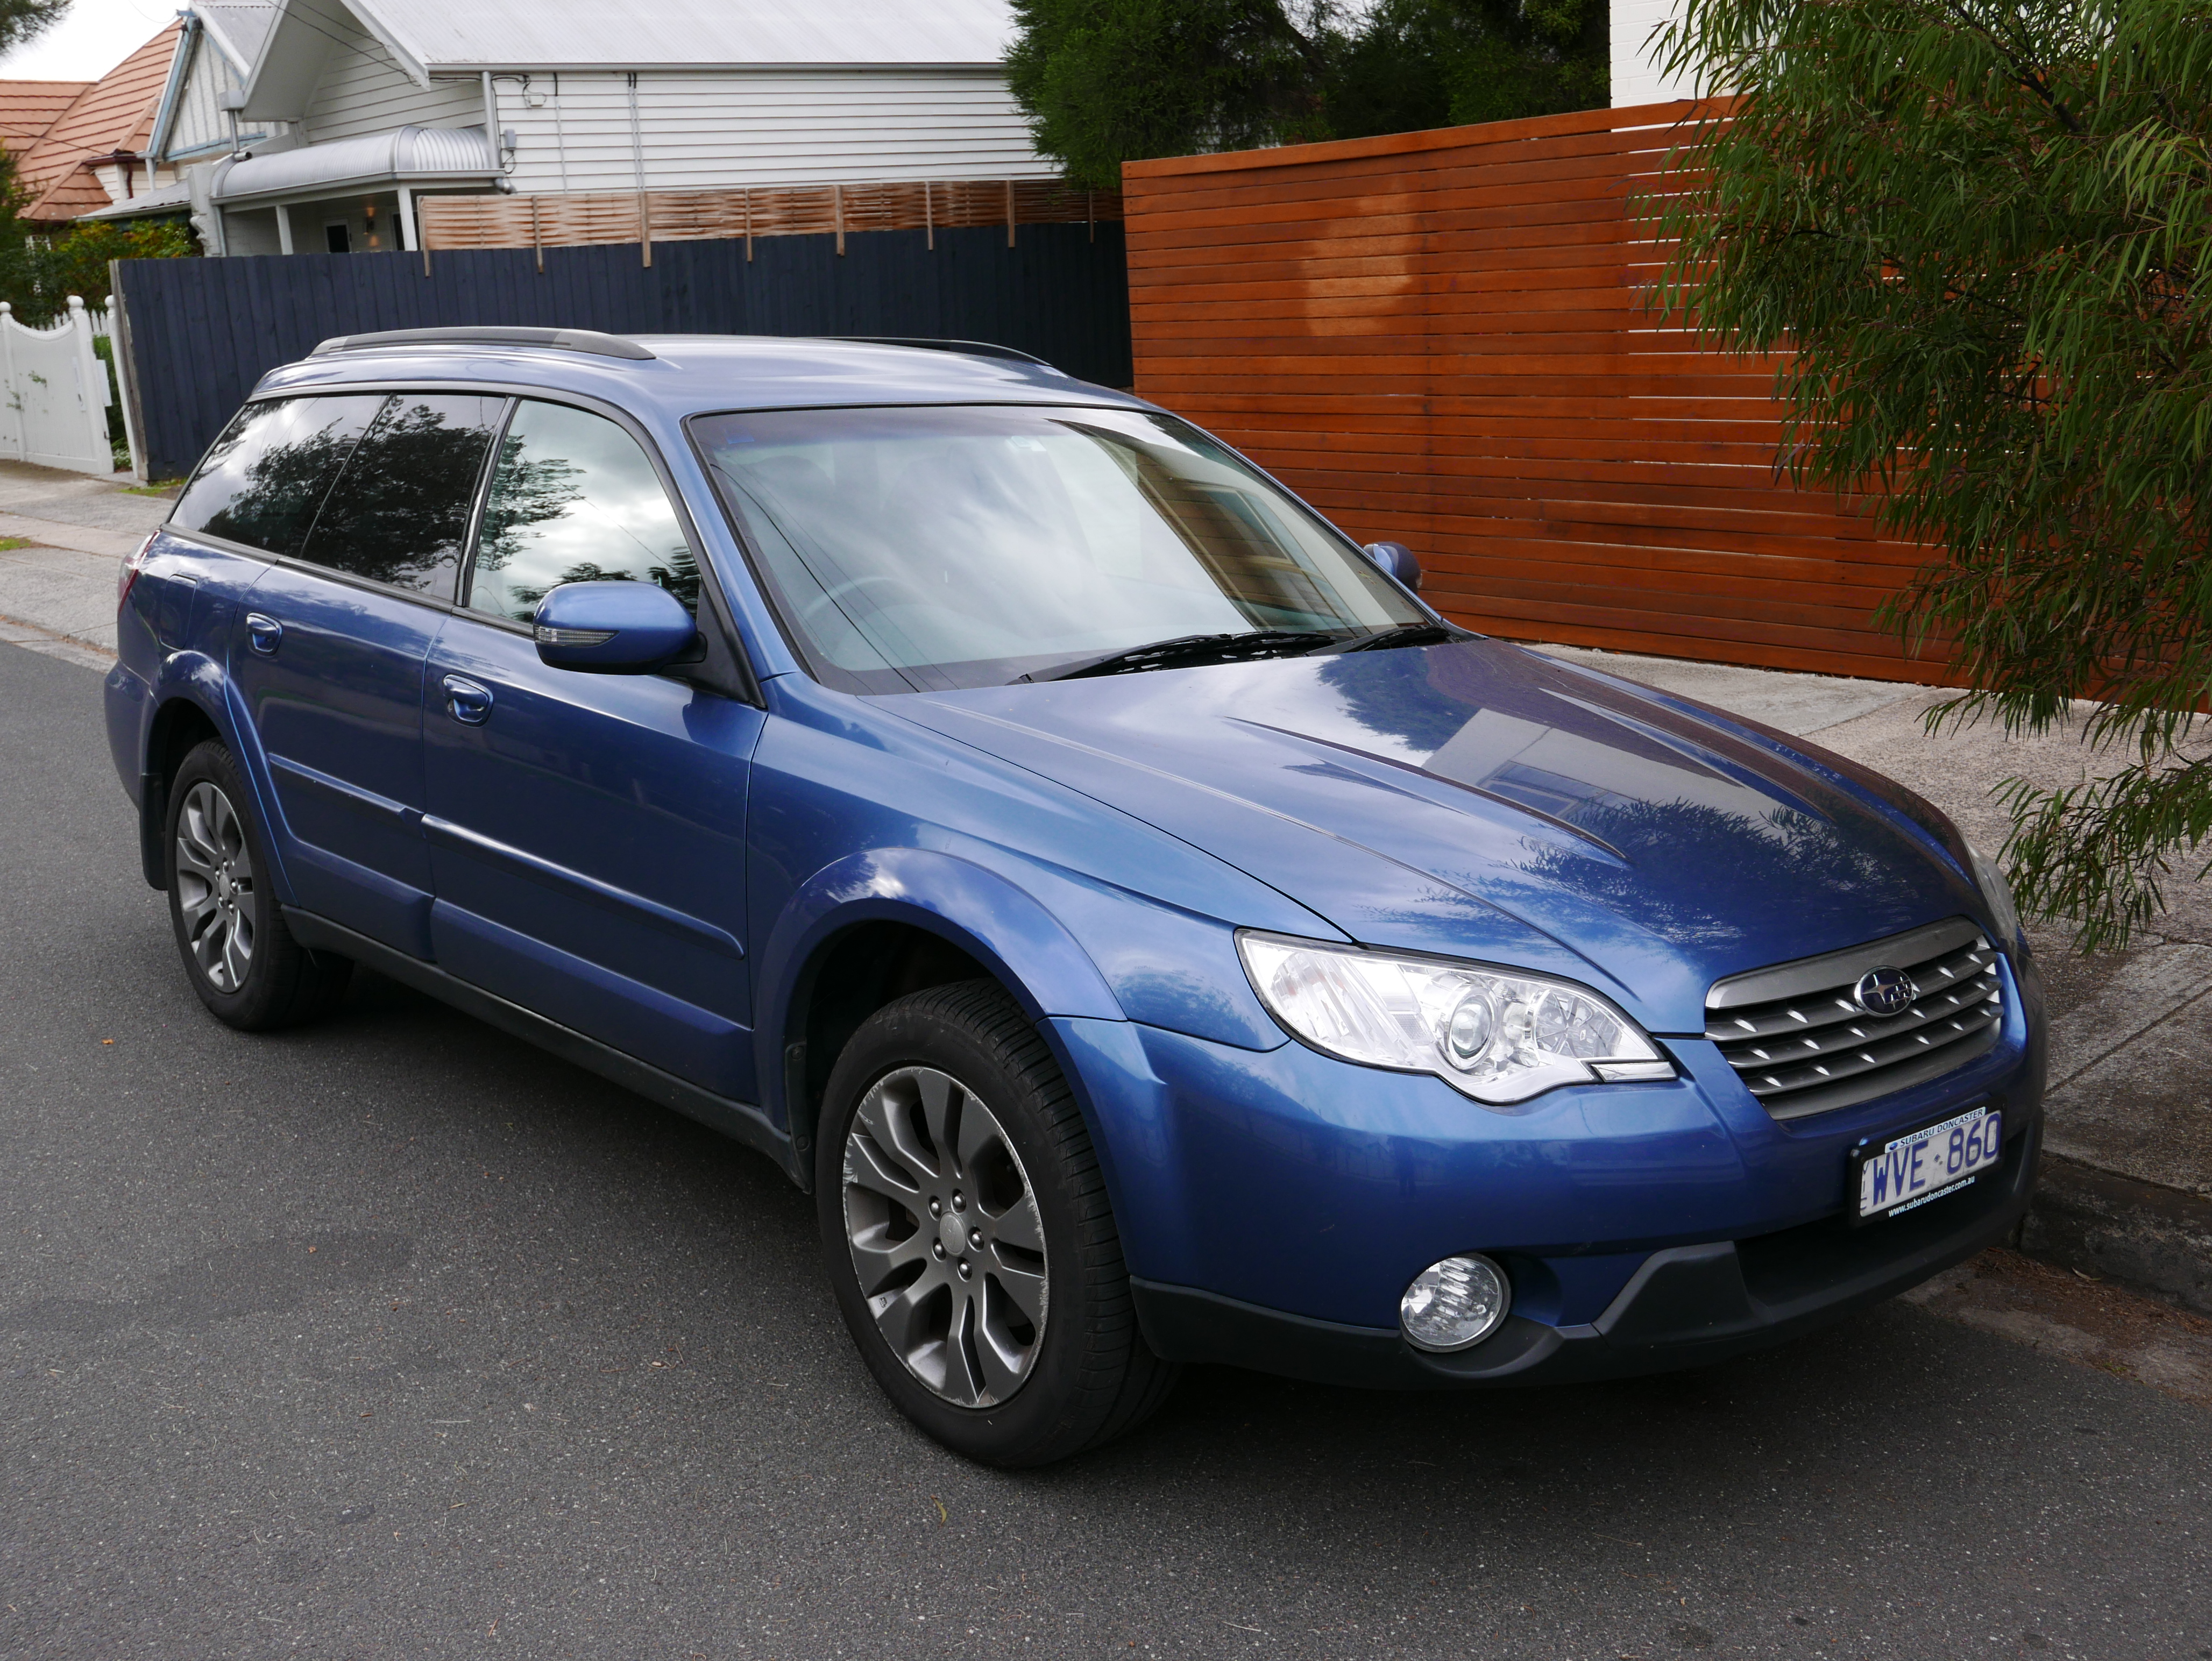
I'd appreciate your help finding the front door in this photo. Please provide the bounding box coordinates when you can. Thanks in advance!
[420,398,765,1101]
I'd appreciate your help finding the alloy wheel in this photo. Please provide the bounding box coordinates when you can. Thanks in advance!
[840,1065,1049,1407]
[174,779,256,992]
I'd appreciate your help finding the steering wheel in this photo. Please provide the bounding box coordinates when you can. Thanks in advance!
[798,572,936,634]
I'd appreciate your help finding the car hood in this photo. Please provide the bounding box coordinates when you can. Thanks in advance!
[891,639,1981,1033]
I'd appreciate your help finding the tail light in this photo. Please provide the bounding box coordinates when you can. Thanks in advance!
[117,533,155,608]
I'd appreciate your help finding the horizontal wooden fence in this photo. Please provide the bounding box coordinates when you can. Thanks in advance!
[422,180,1122,255]
[1123,102,1951,684]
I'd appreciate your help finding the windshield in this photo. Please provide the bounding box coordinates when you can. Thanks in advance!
[691,404,1428,692]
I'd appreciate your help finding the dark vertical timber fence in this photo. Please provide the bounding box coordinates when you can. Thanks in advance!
[114,222,1132,480]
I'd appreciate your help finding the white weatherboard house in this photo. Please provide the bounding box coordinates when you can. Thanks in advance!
[148,0,1054,255]
[1611,0,1698,105]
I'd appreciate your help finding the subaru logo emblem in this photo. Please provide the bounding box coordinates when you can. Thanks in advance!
[1854,966,1918,1017]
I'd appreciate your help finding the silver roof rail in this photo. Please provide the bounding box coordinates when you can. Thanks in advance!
[310,326,657,361]
[827,336,1057,370]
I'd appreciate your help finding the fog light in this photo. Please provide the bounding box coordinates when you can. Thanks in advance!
[1400,1254,1510,1352]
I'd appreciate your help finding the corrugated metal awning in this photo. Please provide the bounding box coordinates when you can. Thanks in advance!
[214,126,497,205]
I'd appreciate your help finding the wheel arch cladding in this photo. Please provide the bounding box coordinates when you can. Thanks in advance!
[761,848,1124,1158]
[139,695,225,890]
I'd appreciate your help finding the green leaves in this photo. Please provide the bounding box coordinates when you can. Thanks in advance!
[1654,0,2212,949]
[1006,0,1608,188]
[1008,0,1332,190]
[1999,757,2212,952]
[0,0,66,58]
[10,222,196,326]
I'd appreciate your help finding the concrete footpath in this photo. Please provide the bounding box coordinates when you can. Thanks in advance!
[1,459,2202,1312]
[0,460,168,673]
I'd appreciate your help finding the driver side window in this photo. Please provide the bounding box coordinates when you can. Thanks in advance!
[466,400,697,623]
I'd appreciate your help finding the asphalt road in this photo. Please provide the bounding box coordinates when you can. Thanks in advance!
[3,638,2207,1661]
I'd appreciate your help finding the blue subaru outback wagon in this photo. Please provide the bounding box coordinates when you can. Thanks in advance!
[107,328,2046,1465]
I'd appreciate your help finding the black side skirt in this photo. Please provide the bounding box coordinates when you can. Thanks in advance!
[282,907,805,1190]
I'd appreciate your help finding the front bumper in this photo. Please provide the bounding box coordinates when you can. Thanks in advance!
[1055,947,2045,1387]
[1131,1113,2038,1388]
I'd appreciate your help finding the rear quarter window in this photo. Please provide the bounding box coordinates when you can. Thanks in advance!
[171,395,387,559]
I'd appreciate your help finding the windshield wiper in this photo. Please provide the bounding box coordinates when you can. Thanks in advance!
[1020,629,1344,683]
[1326,621,1465,654]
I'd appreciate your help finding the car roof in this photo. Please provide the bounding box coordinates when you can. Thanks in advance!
[253,332,1151,419]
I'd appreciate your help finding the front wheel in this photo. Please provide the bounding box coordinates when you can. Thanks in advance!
[817,980,1178,1466]
[165,740,351,1031]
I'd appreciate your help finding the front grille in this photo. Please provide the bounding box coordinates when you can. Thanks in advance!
[1704,917,2003,1121]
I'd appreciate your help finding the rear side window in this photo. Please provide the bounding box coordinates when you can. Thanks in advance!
[466,400,696,623]
[170,395,385,558]
[296,393,506,598]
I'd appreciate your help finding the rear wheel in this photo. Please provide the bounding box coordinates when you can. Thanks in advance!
[817,980,1179,1466]
[165,740,351,1030]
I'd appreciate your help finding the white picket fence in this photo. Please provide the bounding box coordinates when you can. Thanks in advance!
[0,296,119,475]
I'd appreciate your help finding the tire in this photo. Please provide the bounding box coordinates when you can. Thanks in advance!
[165,740,352,1031]
[817,979,1180,1466]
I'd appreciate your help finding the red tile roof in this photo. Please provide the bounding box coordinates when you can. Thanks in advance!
[11,24,182,224]
[0,80,94,154]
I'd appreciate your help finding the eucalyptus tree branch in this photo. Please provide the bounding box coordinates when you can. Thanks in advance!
[1933,0,2086,133]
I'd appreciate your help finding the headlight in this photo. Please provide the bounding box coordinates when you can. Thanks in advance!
[1236,932,1674,1104]
[1966,840,2024,948]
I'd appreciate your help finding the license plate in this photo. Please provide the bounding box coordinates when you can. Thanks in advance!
[1852,1105,2002,1223]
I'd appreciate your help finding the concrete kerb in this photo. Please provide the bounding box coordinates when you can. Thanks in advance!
[0,609,114,673]
[2023,1161,2212,1315]
[0,459,168,665]
[2029,946,2212,1311]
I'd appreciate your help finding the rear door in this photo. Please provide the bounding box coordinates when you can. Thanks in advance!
[421,397,765,1100]
[185,391,505,957]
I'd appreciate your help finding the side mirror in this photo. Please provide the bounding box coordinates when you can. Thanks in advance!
[1363,540,1422,592]
[533,580,697,673]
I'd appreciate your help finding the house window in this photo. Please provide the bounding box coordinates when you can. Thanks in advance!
[325,222,350,254]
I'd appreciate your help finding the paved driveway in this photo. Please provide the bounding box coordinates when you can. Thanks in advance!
[5,626,2210,1657]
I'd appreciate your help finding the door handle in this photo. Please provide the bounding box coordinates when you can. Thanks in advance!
[244,612,282,656]
[442,673,494,726]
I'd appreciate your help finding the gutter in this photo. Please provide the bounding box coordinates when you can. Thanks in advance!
[211,166,499,209]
